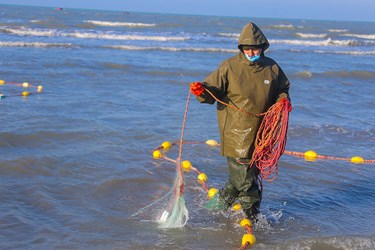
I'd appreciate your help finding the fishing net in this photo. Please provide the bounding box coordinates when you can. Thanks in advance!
[130,159,189,228]
[158,165,189,228]
[157,92,192,228]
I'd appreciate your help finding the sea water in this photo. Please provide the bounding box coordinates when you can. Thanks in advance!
[0,4,374,249]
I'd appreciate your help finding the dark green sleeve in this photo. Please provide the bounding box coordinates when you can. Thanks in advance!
[196,66,227,104]
[275,66,291,103]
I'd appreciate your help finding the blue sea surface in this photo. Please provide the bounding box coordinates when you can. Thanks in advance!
[0,4,374,249]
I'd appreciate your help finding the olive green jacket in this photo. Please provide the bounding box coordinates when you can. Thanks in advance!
[197,22,290,158]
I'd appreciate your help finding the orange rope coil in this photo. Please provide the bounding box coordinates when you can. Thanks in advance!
[250,98,291,181]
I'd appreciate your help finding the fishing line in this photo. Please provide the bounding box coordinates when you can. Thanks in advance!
[156,90,191,228]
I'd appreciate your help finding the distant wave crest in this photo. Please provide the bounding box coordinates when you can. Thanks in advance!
[0,26,188,41]
[295,70,313,78]
[296,33,328,39]
[291,49,375,56]
[328,29,348,33]
[268,24,295,30]
[84,20,156,27]
[341,33,375,40]
[105,45,237,53]
[0,40,75,48]
[294,69,375,79]
[312,50,375,56]
[217,32,239,38]
[270,38,359,46]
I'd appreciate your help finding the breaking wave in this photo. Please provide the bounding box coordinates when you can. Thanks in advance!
[311,50,375,55]
[295,33,328,39]
[84,20,156,27]
[0,40,75,48]
[0,26,189,41]
[341,33,375,40]
[268,24,296,29]
[217,32,239,38]
[328,29,348,33]
[290,48,375,56]
[270,38,360,46]
[293,70,375,79]
[105,45,237,53]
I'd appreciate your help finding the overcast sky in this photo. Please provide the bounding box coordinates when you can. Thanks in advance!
[0,0,374,22]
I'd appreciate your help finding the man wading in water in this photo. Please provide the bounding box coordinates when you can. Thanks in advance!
[190,22,291,220]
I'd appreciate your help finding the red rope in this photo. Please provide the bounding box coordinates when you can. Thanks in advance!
[174,91,192,199]
[250,99,291,181]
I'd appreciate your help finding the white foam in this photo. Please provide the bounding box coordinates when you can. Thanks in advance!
[312,50,375,55]
[1,26,56,37]
[296,70,313,78]
[270,24,294,29]
[269,38,359,46]
[217,32,239,38]
[284,236,375,250]
[30,20,42,23]
[105,45,237,53]
[0,26,188,41]
[341,33,375,40]
[296,33,328,39]
[291,48,375,56]
[68,31,188,41]
[84,20,156,27]
[328,29,348,33]
[0,41,74,48]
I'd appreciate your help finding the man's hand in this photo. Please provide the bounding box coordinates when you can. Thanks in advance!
[190,82,204,96]
[280,97,292,112]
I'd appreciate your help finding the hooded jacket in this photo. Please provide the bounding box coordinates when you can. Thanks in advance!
[197,22,290,158]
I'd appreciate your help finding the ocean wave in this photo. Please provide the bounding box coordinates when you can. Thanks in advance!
[70,31,188,41]
[267,24,295,29]
[0,131,93,149]
[270,38,359,46]
[293,69,375,79]
[0,41,75,48]
[341,33,375,40]
[295,33,328,39]
[290,48,375,56]
[0,26,189,41]
[281,236,375,250]
[84,20,156,27]
[312,50,375,55]
[295,70,313,78]
[217,32,239,38]
[321,70,375,79]
[328,29,348,33]
[1,26,56,36]
[105,45,237,53]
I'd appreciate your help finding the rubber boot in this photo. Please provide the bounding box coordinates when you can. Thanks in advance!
[244,201,261,222]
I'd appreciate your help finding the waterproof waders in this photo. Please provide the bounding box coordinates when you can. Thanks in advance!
[219,157,262,218]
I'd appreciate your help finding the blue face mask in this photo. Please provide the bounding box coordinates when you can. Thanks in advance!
[245,54,261,62]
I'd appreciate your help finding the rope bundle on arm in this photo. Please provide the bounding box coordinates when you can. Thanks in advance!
[250,98,291,181]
